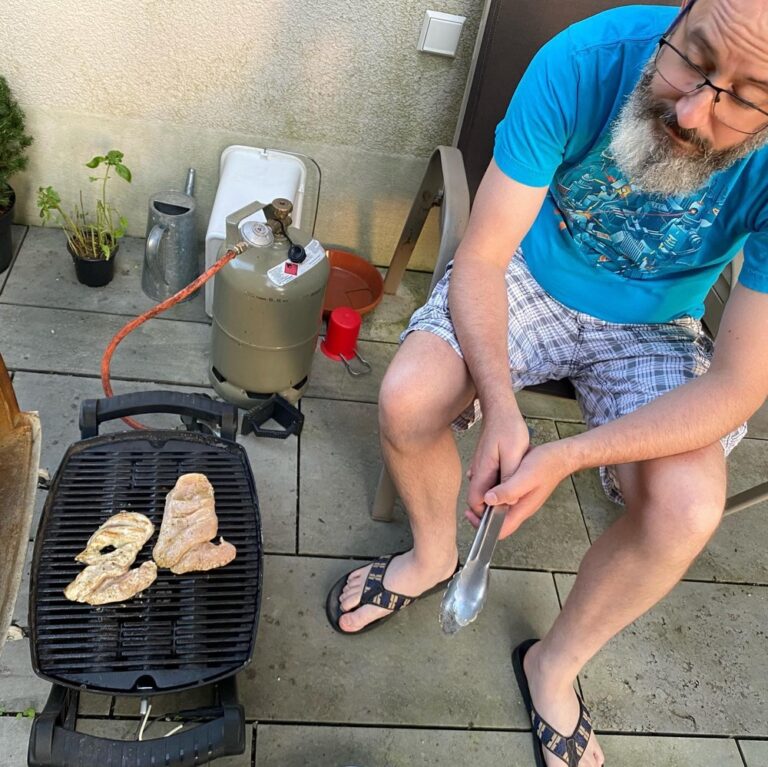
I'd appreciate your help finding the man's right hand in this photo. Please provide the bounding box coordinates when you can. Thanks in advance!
[466,400,530,521]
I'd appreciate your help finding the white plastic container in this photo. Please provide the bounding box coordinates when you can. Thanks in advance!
[204,145,320,314]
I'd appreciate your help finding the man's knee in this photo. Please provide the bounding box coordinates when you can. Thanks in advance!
[641,490,723,550]
[621,446,726,551]
[378,334,473,443]
[378,360,455,442]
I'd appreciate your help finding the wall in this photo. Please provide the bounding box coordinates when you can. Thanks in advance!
[0,0,483,269]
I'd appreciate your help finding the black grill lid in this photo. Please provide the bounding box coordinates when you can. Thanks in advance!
[30,429,262,695]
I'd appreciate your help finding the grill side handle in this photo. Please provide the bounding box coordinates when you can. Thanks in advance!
[79,390,238,440]
[28,680,246,767]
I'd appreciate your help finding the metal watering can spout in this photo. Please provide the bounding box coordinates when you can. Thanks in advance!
[185,168,196,197]
[141,169,199,302]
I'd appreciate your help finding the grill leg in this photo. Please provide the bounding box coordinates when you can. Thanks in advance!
[28,680,245,767]
[28,685,78,766]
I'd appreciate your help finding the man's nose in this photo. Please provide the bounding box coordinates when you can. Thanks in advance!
[675,86,715,130]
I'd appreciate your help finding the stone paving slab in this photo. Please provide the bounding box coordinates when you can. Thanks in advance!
[557,574,768,736]
[11,541,32,628]
[557,421,768,584]
[238,554,560,728]
[299,399,590,571]
[254,724,533,766]
[740,739,768,766]
[599,734,743,765]
[0,224,27,294]
[515,389,583,423]
[2,227,208,322]
[13,371,298,554]
[3,301,398,397]
[358,269,430,345]
[78,692,111,716]
[1,304,211,385]
[0,638,52,713]
[305,339,395,404]
[748,400,768,439]
[0,716,33,766]
[76,718,252,766]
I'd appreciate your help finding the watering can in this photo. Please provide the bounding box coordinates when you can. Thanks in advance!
[141,169,199,302]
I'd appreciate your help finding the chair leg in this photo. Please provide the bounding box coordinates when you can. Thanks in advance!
[371,464,397,522]
[724,481,768,516]
[383,149,446,295]
[383,146,469,295]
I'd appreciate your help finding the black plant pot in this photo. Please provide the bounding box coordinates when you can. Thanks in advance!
[0,185,16,274]
[67,240,119,288]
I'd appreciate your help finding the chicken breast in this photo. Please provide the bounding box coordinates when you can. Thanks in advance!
[75,511,154,566]
[84,561,158,605]
[153,473,237,573]
[170,538,237,574]
[64,560,127,603]
[65,511,156,604]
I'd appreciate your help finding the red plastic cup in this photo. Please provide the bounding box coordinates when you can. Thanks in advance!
[321,307,362,361]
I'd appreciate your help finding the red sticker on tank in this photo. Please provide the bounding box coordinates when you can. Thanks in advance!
[284,262,299,276]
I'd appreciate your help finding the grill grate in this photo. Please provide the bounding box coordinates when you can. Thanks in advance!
[30,431,262,694]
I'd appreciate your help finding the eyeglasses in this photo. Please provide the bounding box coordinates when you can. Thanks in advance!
[654,2,768,135]
[655,41,768,135]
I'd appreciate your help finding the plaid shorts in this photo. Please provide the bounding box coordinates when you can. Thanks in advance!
[402,252,747,504]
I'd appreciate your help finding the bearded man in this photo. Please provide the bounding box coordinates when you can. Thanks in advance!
[326,0,768,764]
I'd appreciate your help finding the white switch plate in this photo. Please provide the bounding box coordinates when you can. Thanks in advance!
[417,10,466,58]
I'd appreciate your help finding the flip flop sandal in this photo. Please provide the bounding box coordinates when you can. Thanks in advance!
[325,550,459,635]
[512,639,596,766]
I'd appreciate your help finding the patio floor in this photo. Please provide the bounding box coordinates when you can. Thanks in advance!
[2,224,768,766]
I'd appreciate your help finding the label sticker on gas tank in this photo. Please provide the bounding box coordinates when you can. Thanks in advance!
[267,239,326,287]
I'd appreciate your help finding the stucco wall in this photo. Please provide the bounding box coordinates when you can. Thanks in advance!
[1,0,483,269]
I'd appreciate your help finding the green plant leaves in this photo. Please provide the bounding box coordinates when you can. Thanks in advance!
[36,185,62,224]
[39,151,132,258]
[0,75,33,191]
[115,163,132,182]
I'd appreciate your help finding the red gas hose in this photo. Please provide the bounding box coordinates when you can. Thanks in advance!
[100,241,249,430]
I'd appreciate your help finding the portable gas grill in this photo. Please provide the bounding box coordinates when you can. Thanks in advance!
[27,391,262,767]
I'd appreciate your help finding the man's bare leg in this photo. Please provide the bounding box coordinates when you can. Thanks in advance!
[337,331,476,633]
[523,442,727,767]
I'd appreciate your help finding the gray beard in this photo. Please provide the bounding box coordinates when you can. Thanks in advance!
[609,69,768,196]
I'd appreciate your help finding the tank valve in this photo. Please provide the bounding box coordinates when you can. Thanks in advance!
[288,244,306,263]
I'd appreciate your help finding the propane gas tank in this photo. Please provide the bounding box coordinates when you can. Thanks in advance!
[209,199,329,407]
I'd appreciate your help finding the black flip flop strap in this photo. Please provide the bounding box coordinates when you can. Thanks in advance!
[531,697,592,765]
[361,555,414,612]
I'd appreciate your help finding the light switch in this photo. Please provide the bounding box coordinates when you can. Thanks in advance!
[417,10,466,58]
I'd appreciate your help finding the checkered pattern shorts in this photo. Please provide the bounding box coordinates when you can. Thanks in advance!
[402,252,747,504]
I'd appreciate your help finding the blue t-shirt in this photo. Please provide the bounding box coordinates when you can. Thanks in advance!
[493,5,768,323]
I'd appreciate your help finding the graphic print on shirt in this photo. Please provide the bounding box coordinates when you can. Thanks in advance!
[550,136,728,279]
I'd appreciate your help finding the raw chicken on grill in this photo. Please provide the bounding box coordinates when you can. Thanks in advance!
[64,511,157,604]
[153,473,237,574]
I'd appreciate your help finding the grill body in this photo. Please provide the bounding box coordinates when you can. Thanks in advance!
[31,430,262,693]
[27,391,262,767]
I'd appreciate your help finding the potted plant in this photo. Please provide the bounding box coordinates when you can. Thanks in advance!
[37,150,132,287]
[0,75,33,274]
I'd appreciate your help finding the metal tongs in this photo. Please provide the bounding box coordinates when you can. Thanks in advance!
[439,502,506,635]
